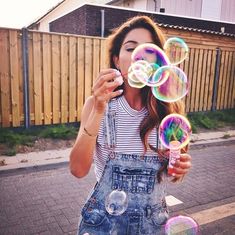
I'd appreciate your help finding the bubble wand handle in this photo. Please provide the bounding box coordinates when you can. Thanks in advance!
[168,140,181,175]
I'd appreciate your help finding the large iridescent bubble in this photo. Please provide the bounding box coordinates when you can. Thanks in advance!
[164,37,189,65]
[159,114,192,150]
[165,215,199,235]
[152,65,188,102]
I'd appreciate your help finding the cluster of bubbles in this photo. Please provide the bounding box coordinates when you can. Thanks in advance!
[128,37,189,102]
[128,37,192,150]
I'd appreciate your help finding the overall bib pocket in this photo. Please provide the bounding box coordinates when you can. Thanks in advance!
[81,193,108,227]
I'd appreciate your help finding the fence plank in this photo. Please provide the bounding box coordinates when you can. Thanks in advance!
[9,30,20,126]
[221,51,229,109]
[186,48,195,112]
[203,50,211,111]
[194,49,203,112]
[0,29,10,127]
[33,32,42,125]
[228,52,235,108]
[207,50,217,111]
[224,51,233,109]
[190,48,199,112]
[61,36,69,123]
[51,35,61,124]
[77,37,85,121]
[100,39,108,70]
[231,53,235,108]
[199,49,208,111]
[84,38,93,99]
[216,50,226,110]
[42,34,52,124]
[182,54,190,112]
[69,36,77,122]
[18,31,24,124]
[93,39,100,86]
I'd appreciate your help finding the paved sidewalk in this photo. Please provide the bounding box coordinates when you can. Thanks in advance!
[0,130,234,171]
[0,143,234,234]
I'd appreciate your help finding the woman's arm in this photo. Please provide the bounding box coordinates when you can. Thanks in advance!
[69,69,123,178]
[69,96,103,178]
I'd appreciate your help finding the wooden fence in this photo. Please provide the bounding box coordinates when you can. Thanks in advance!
[0,27,234,127]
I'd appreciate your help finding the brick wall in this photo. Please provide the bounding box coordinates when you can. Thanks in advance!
[49,4,235,36]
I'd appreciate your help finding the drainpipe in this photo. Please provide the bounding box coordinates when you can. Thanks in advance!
[153,0,157,11]
[101,9,105,37]
[22,27,30,128]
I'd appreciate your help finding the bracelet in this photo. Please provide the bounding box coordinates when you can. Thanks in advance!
[83,127,97,138]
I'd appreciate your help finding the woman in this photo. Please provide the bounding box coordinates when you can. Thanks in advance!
[70,15,192,235]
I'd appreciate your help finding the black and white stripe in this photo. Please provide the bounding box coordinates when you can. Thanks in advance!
[94,95,159,181]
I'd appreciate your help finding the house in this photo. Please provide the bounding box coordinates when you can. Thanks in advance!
[107,0,235,23]
[28,0,235,32]
[28,0,110,31]
[46,4,234,38]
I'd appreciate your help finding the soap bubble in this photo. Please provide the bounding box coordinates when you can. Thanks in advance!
[152,65,188,102]
[165,215,199,235]
[159,114,192,150]
[105,190,128,216]
[164,37,189,65]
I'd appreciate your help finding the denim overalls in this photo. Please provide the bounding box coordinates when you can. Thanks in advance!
[78,99,169,235]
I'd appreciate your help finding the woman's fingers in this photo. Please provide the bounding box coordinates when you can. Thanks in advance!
[94,70,121,89]
[93,70,123,95]
[91,69,124,113]
[179,153,192,162]
[171,153,192,178]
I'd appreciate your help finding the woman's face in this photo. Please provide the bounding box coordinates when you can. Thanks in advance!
[114,28,154,79]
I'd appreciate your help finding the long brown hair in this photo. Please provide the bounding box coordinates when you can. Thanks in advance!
[107,16,186,180]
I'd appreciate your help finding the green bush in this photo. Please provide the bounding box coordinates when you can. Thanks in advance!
[187,109,235,133]
[39,125,77,139]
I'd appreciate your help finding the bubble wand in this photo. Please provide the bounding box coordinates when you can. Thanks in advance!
[159,114,192,175]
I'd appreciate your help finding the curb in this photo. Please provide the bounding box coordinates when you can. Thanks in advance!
[0,136,234,173]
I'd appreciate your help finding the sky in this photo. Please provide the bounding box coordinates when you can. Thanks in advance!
[0,0,62,28]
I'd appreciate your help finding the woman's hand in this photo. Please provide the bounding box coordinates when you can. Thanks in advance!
[171,153,192,182]
[92,69,124,114]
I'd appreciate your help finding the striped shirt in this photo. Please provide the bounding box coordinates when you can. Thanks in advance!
[94,95,159,181]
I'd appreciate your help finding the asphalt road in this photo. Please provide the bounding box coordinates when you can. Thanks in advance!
[0,143,235,235]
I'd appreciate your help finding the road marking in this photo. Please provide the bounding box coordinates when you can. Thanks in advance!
[166,195,183,206]
[190,202,235,225]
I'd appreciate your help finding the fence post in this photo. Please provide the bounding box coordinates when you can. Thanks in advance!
[22,27,30,128]
[211,47,221,111]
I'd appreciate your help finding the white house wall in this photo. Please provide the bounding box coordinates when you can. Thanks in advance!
[201,0,222,21]
[161,0,202,18]
[220,0,235,22]
[133,0,147,10]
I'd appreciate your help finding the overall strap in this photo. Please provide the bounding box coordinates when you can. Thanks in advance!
[104,98,117,149]
[156,126,159,149]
